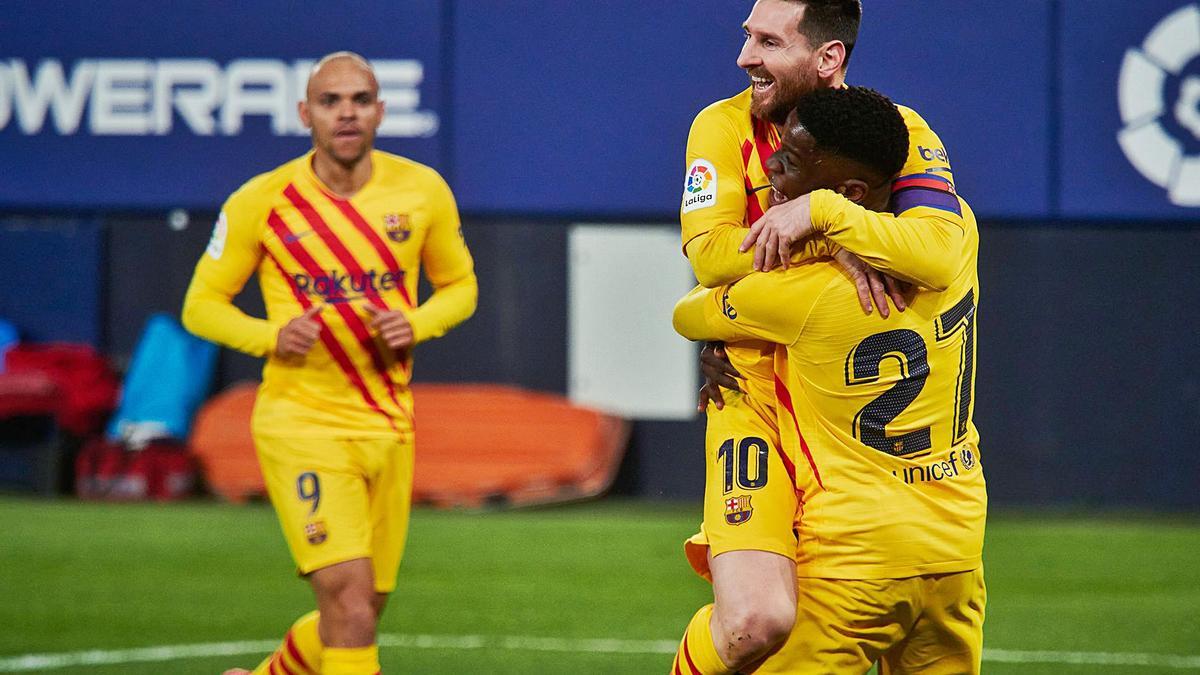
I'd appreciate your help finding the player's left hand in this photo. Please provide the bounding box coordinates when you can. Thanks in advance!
[698,342,741,411]
[363,303,414,349]
[739,192,815,272]
[833,249,908,318]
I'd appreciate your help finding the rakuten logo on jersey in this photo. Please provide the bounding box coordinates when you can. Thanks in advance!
[0,58,438,137]
[293,269,404,303]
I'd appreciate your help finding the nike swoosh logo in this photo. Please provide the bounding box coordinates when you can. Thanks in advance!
[284,230,314,243]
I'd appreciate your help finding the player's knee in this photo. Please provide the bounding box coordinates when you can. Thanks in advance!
[328,591,377,633]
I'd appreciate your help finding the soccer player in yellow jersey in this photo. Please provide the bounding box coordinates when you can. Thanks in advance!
[181,52,477,675]
[677,87,985,674]
[673,1,973,673]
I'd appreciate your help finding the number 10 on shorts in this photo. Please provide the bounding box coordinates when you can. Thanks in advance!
[717,437,769,494]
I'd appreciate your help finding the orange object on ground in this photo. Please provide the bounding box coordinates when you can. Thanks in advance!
[189,381,263,503]
[190,382,630,508]
[411,384,630,508]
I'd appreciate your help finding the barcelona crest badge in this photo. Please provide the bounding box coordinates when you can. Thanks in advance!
[384,213,411,243]
[304,520,328,545]
[724,495,753,525]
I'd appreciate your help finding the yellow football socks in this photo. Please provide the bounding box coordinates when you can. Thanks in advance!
[322,645,381,674]
[671,604,734,675]
[251,610,322,675]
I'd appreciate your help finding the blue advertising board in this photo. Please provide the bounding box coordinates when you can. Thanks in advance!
[851,1,1053,219]
[451,1,1051,219]
[1060,0,1200,217]
[0,0,444,209]
[2,1,1197,220]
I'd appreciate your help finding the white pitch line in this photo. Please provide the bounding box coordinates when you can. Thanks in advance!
[1,635,1198,672]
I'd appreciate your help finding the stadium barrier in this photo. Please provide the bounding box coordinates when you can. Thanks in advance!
[188,382,630,508]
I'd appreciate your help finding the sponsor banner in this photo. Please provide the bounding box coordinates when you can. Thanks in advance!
[1060,0,1200,217]
[0,0,443,209]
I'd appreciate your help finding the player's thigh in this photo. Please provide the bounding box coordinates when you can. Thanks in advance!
[255,435,372,575]
[701,397,796,561]
[362,434,414,594]
[880,568,986,675]
[750,577,913,675]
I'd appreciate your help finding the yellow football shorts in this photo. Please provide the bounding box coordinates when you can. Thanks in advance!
[685,391,798,581]
[750,567,986,674]
[254,433,414,593]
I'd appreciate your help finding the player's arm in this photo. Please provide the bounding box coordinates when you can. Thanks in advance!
[681,105,840,288]
[672,271,817,346]
[406,172,478,344]
[808,188,965,290]
[687,226,839,287]
[181,202,280,357]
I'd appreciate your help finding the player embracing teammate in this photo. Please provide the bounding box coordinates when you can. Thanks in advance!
[670,2,986,673]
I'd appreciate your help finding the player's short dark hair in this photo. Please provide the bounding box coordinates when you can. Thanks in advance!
[792,86,908,179]
[786,0,861,66]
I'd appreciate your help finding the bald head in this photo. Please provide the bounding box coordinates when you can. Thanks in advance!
[306,51,378,100]
[298,51,384,170]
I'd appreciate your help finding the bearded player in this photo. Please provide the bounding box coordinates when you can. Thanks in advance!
[672,1,972,672]
[676,86,985,674]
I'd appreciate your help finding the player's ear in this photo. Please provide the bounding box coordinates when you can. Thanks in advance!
[373,99,385,131]
[298,100,312,129]
[836,179,869,205]
[816,41,847,79]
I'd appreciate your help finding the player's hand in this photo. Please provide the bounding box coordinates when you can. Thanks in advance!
[363,303,414,350]
[698,342,741,411]
[739,192,815,272]
[833,249,908,318]
[275,304,324,358]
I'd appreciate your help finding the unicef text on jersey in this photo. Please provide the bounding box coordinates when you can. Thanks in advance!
[0,58,439,138]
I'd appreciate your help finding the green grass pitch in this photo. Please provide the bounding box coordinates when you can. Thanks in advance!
[1,497,1198,673]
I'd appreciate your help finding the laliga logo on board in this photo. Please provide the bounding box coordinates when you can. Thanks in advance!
[1117,3,1200,206]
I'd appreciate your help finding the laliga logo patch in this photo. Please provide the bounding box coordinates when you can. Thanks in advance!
[682,159,717,213]
[724,495,753,525]
[1118,3,1200,206]
[384,213,412,243]
[304,520,328,545]
[206,211,228,260]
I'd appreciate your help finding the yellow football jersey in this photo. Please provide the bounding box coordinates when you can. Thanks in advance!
[679,88,968,425]
[183,150,477,438]
[674,197,985,579]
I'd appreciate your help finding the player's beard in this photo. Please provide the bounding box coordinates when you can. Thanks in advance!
[750,69,818,126]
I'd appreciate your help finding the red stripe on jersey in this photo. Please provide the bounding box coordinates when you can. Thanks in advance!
[774,374,824,491]
[752,117,781,178]
[277,653,298,675]
[741,139,765,224]
[268,654,282,675]
[287,184,414,378]
[672,653,683,675]
[892,177,955,193]
[265,217,401,432]
[277,196,416,427]
[283,631,311,674]
[681,639,703,675]
[319,191,415,309]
